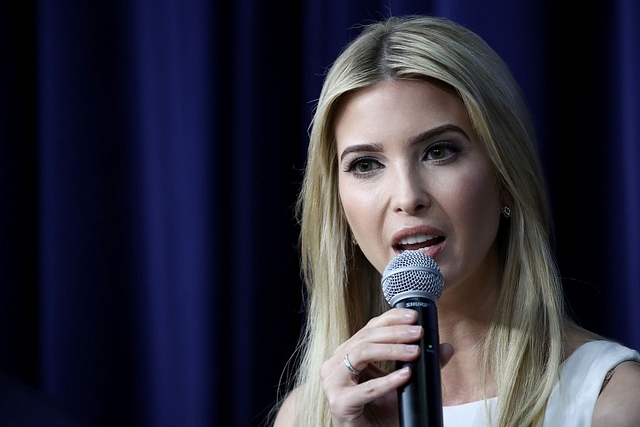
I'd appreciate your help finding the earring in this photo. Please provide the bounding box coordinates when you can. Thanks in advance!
[502,205,511,218]
[350,230,358,246]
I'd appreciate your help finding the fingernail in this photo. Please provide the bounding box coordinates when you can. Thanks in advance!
[406,344,419,353]
[397,367,410,377]
[408,325,421,335]
[403,310,417,319]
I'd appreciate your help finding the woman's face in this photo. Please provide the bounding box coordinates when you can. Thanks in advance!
[335,79,503,294]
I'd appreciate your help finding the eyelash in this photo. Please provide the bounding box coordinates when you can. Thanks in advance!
[343,142,460,176]
[426,142,459,161]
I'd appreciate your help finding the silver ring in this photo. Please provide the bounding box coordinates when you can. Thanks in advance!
[343,354,362,375]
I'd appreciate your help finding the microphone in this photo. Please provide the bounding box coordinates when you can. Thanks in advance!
[381,250,444,427]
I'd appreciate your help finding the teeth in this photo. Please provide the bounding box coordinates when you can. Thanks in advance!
[400,234,433,245]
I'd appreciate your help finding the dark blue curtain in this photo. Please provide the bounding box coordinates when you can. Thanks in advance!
[1,0,638,426]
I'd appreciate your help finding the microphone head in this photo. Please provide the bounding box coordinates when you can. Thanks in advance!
[381,250,444,306]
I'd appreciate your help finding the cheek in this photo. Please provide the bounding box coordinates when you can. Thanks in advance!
[450,169,501,238]
[340,182,378,232]
[339,181,387,268]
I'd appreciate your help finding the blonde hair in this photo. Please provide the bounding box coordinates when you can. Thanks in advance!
[279,15,565,427]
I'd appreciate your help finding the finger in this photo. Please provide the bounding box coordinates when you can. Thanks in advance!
[345,323,423,352]
[325,366,411,418]
[362,308,419,330]
[326,317,425,383]
[321,343,420,384]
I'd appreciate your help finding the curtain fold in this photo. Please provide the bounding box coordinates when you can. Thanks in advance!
[607,0,640,346]
[37,1,139,420]
[0,1,637,426]
[126,1,216,425]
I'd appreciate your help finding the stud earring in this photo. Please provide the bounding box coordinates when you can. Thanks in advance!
[502,205,511,218]
[349,230,358,246]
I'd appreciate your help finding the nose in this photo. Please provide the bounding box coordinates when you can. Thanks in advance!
[392,168,431,215]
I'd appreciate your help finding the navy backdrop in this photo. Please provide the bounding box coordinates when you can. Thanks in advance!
[1,0,638,426]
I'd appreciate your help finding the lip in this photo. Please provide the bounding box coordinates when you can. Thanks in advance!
[391,225,446,259]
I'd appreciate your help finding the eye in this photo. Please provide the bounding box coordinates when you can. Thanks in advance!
[344,157,383,175]
[425,142,458,161]
[355,159,376,173]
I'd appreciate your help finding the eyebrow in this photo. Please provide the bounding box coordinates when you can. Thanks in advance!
[338,124,470,162]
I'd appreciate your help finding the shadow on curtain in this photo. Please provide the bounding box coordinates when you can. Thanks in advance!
[0,0,638,426]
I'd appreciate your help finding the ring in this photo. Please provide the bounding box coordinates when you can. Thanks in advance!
[343,354,362,375]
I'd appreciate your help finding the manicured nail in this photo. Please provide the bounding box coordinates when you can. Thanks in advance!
[397,367,410,377]
[403,310,417,319]
[405,344,419,354]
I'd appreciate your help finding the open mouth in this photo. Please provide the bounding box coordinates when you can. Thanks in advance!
[394,234,445,252]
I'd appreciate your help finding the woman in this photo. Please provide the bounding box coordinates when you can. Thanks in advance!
[272,15,640,426]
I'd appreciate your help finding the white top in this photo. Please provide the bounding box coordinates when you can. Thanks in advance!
[443,340,640,426]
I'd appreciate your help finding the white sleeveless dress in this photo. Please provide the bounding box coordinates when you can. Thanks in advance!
[442,340,640,426]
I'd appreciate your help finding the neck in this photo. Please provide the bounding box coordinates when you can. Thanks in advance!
[436,273,500,405]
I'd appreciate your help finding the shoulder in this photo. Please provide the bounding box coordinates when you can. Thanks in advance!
[273,387,300,427]
[552,330,640,426]
[593,360,640,426]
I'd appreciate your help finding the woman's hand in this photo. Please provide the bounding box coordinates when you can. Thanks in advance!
[319,308,453,426]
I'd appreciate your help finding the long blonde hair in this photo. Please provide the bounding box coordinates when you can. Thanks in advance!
[281,15,565,427]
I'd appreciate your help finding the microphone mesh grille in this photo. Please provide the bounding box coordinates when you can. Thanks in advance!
[381,250,444,303]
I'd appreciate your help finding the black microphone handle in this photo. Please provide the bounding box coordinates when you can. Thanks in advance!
[394,296,443,427]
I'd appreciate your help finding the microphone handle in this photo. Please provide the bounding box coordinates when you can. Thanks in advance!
[394,296,443,427]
